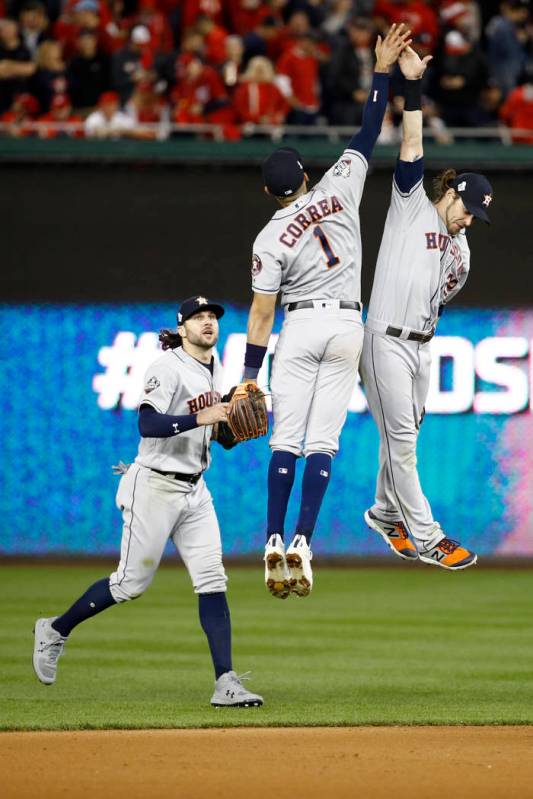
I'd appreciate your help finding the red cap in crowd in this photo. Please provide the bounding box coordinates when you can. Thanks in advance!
[98,91,120,107]
[14,93,40,116]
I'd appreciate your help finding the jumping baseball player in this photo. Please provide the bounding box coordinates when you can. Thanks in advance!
[359,47,493,570]
[33,296,263,707]
[238,24,412,599]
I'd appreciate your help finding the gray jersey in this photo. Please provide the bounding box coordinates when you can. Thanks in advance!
[366,176,471,334]
[251,148,368,305]
[135,347,222,474]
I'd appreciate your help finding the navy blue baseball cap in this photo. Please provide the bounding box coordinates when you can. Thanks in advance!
[451,172,494,224]
[262,147,305,198]
[177,296,224,325]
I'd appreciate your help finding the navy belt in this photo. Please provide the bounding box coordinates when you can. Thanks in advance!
[386,325,434,344]
[150,468,202,484]
[287,300,362,312]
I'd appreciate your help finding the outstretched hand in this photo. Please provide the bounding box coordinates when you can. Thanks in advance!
[399,46,433,80]
[375,23,412,73]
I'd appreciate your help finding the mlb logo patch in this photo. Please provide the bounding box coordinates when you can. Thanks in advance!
[144,376,160,394]
[333,159,351,178]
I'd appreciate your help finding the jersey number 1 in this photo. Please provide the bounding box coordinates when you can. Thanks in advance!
[313,225,340,268]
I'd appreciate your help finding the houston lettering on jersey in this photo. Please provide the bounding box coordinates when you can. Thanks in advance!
[280,195,344,248]
[425,232,463,267]
[187,390,222,414]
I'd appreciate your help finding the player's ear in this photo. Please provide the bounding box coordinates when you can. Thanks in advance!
[263,185,270,197]
[178,323,186,340]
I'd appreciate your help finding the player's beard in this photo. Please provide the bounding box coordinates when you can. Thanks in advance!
[186,329,218,350]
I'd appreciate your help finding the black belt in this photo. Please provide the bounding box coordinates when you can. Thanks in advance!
[386,325,434,344]
[287,300,362,312]
[150,468,202,484]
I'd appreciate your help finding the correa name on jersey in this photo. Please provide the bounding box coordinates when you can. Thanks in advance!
[279,195,344,248]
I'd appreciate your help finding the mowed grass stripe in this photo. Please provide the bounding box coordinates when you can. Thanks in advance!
[1,565,532,729]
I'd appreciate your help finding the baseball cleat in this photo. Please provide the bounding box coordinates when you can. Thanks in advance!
[33,617,67,685]
[419,538,478,570]
[211,671,264,707]
[264,534,290,599]
[364,509,418,560]
[286,534,313,597]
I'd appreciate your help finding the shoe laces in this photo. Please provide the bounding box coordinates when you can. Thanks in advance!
[230,671,251,685]
[43,637,66,663]
[394,522,409,540]
[438,538,460,554]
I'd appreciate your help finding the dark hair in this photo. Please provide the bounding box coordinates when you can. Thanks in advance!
[432,168,457,203]
[159,328,181,350]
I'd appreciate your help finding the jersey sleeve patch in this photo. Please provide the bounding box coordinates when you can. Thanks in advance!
[251,254,262,276]
[333,158,351,178]
[144,375,161,394]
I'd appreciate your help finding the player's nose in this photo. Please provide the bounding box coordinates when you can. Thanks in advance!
[464,214,474,227]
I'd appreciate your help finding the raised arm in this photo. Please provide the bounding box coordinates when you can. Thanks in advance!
[395,46,433,193]
[348,23,411,161]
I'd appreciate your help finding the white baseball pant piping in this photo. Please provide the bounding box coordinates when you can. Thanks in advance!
[270,301,364,457]
[360,330,443,550]
[109,464,227,602]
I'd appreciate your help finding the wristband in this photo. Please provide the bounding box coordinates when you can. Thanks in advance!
[403,78,422,112]
[244,342,267,369]
[243,366,260,380]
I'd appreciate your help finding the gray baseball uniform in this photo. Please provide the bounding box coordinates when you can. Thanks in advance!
[252,148,367,456]
[360,165,470,549]
[110,347,227,602]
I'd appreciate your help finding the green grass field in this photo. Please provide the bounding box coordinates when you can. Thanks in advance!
[1,564,533,730]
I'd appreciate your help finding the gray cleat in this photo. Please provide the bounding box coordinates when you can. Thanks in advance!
[211,671,263,707]
[33,617,67,685]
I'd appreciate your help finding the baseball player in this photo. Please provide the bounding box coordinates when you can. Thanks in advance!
[33,296,263,707]
[240,24,412,599]
[359,47,493,569]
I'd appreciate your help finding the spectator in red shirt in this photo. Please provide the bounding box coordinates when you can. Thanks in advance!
[172,54,233,124]
[500,77,533,142]
[54,0,101,60]
[277,29,326,124]
[134,0,174,53]
[181,0,226,33]
[125,79,169,125]
[228,0,275,37]
[374,0,439,50]
[196,15,228,65]
[36,92,83,137]
[0,91,39,136]
[233,54,288,126]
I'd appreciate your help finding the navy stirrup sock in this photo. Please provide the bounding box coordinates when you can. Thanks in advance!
[199,592,232,679]
[51,577,117,638]
[267,450,297,541]
[296,453,332,544]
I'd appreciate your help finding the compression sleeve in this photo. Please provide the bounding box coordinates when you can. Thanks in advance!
[347,72,389,161]
[138,403,199,437]
[394,157,424,194]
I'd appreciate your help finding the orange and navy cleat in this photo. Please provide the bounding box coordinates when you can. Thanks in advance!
[419,537,477,570]
[364,509,418,560]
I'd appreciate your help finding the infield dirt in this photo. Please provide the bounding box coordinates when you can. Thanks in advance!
[2,726,533,799]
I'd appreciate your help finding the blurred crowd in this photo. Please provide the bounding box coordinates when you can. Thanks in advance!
[0,0,531,142]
